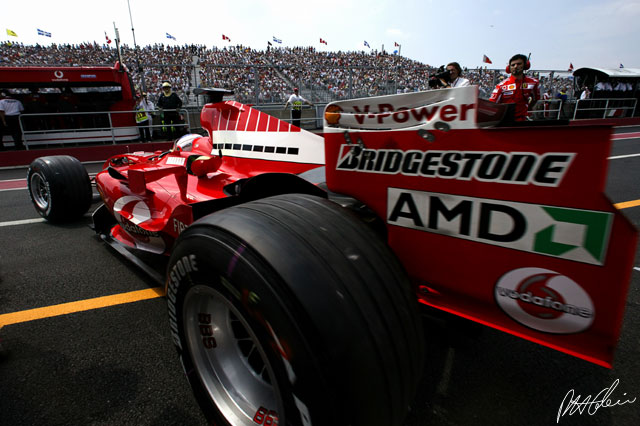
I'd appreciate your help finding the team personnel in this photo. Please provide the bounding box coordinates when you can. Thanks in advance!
[284,88,313,128]
[135,93,155,142]
[0,92,25,150]
[157,82,183,138]
[441,62,470,88]
[489,54,540,121]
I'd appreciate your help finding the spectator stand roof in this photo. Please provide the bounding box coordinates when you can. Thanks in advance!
[573,67,640,79]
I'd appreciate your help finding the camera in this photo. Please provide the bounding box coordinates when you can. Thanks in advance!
[428,66,452,88]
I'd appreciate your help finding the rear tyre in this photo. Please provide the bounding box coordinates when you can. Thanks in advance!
[27,156,92,222]
[167,193,424,426]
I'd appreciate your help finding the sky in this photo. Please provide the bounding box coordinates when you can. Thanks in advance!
[1,0,639,71]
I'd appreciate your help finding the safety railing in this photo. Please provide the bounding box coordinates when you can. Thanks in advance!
[530,99,563,120]
[256,104,325,129]
[15,109,191,150]
[526,98,637,122]
[4,97,638,151]
[572,98,637,120]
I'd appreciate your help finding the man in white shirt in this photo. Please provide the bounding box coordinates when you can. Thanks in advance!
[594,80,613,98]
[595,81,613,91]
[0,92,25,150]
[442,62,471,88]
[284,88,313,128]
[580,86,591,100]
[613,80,628,97]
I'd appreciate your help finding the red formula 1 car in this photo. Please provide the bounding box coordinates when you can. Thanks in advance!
[27,87,637,426]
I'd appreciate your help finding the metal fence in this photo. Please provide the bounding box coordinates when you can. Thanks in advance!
[572,98,637,119]
[528,98,637,121]
[14,109,191,149]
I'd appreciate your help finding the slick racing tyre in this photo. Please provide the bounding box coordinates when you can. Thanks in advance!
[167,194,424,426]
[27,156,92,222]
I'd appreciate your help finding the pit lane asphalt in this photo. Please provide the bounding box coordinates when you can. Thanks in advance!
[1,130,639,426]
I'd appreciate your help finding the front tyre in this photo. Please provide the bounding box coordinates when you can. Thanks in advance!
[27,156,92,222]
[167,194,424,426]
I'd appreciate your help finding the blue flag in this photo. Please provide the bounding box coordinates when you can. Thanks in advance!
[620,63,624,69]
[166,32,176,40]
[273,36,282,44]
[37,29,51,37]
[364,40,370,48]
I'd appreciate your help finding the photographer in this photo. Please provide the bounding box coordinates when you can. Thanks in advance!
[429,62,470,89]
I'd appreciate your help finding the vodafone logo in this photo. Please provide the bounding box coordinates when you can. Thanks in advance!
[52,70,68,82]
[113,195,151,225]
[495,267,594,334]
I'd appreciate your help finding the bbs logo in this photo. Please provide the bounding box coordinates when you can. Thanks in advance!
[495,267,594,334]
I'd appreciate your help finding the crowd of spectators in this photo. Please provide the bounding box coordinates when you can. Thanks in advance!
[0,42,577,105]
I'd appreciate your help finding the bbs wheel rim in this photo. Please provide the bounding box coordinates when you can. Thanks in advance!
[184,285,281,425]
[30,172,50,211]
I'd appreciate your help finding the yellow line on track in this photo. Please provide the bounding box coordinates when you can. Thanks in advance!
[614,199,640,210]
[0,287,166,327]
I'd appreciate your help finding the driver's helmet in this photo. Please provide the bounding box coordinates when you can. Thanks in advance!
[175,134,200,152]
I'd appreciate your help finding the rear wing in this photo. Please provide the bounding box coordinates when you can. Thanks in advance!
[322,86,637,367]
[198,98,325,176]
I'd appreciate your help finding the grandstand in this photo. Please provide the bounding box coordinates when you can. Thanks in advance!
[1,42,576,106]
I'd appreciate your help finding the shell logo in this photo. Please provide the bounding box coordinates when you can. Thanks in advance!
[324,104,343,125]
[113,195,151,225]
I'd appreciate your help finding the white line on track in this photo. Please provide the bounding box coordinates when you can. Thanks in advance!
[608,153,640,160]
[0,218,45,227]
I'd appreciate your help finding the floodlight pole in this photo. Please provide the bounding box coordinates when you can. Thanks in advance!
[127,0,147,93]
[127,0,138,48]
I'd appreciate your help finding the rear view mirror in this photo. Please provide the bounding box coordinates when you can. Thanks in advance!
[187,155,222,177]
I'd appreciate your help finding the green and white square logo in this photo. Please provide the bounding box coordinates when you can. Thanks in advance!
[387,189,613,265]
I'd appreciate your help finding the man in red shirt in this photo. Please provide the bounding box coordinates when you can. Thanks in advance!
[489,54,540,121]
